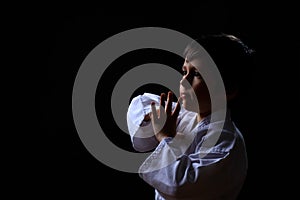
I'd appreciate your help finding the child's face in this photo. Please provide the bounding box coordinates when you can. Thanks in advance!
[179,58,211,114]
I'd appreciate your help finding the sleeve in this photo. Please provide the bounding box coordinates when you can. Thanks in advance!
[138,127,237,199]
[126,93,161,152]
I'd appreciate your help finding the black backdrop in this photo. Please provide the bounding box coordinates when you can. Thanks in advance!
[42,8,299,200]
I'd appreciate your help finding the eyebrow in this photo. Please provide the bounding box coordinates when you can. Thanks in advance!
[182,65,198,71]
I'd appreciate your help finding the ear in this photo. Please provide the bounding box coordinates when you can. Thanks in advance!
[226,88,239,101]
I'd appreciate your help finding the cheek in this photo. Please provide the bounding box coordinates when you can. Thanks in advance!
[193,81,210,98]
[191,79,204,92]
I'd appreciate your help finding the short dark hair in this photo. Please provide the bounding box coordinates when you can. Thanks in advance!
[184,33,255,97]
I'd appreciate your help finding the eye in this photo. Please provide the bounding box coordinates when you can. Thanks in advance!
[182,70,187,75]
[192,71,203,80]
[193,71,202,77]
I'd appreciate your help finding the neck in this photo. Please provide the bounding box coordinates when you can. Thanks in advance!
[197,110,211,122]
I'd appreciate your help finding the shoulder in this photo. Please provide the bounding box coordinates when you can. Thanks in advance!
[194,115,238,155]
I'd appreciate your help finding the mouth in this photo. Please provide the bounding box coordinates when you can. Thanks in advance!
[180,92,188,99]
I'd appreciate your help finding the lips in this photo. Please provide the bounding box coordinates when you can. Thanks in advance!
[180,92,188,99]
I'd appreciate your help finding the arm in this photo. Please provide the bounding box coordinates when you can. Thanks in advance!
[139,93,240,199]
[139,130,235,199]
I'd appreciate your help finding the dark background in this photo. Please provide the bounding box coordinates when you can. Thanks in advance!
[40,5,299,200]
